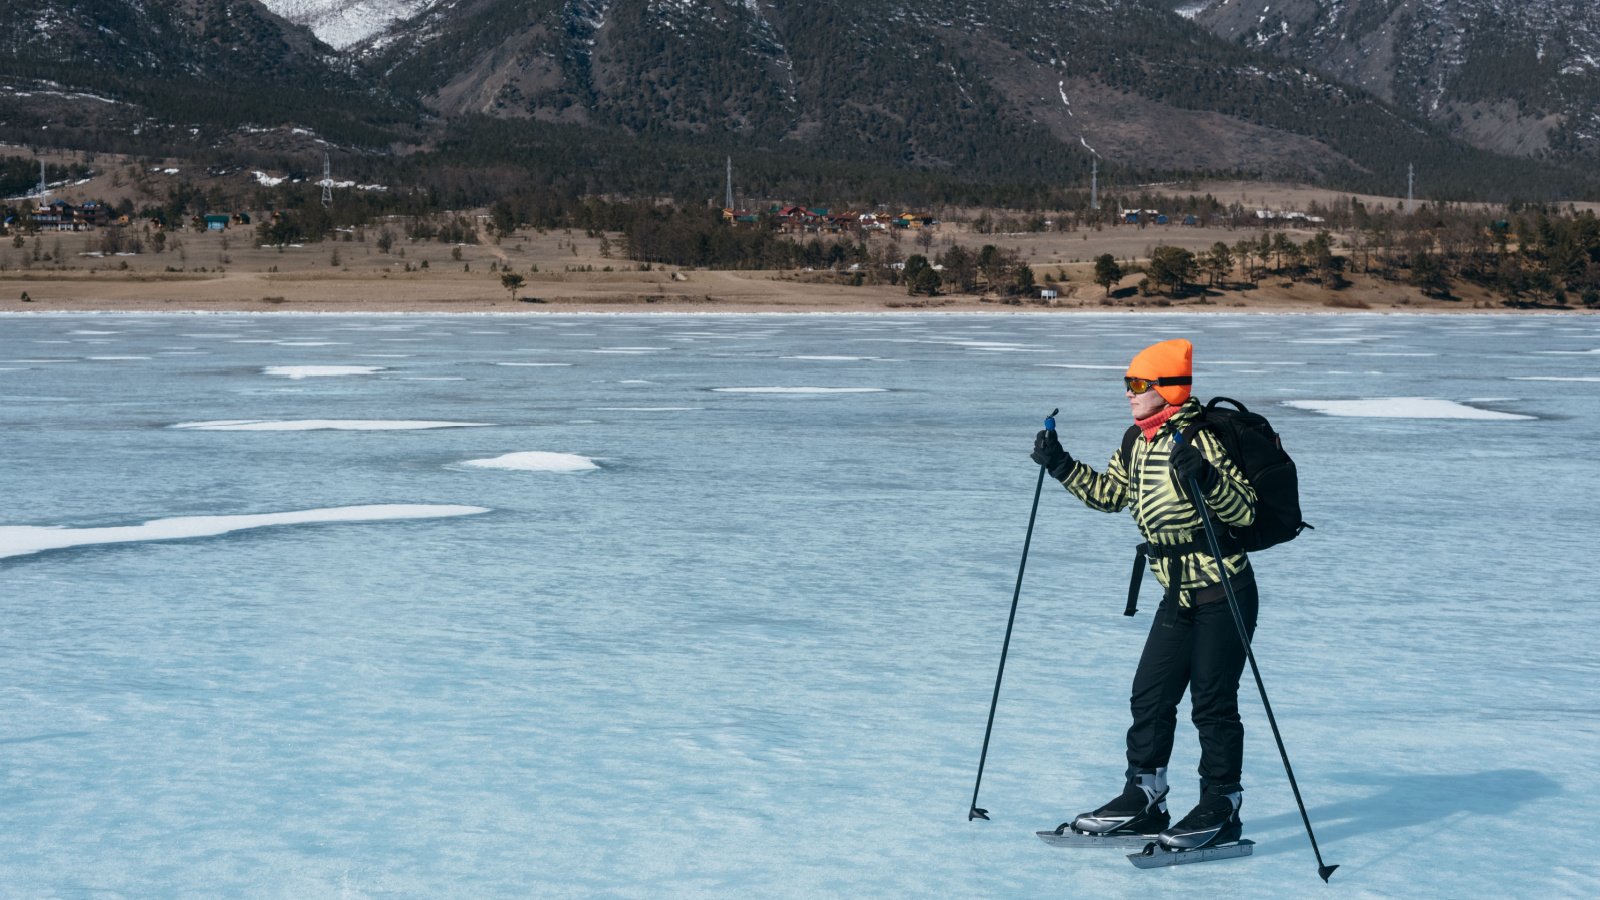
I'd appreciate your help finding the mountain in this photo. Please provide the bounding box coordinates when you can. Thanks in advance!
[2,0,1594,201]
[353,0,1592,197]
[1188,0,1600,162]
[0,0,413,148]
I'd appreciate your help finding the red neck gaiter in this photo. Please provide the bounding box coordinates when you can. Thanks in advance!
[1135,404,1180,442]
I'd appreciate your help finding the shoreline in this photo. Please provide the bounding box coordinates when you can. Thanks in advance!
[5,221,1593,315]
[1,306,1591,317]
[3,278,1587,315]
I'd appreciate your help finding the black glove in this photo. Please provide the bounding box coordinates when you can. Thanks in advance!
[1031,429,1074,480]
[1170,440,1220,495]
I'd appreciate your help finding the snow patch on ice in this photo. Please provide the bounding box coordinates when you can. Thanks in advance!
[1283,398,1534,420]
[711,387,887,394]
[263,365,384,379]
[0,504,490,560]
[1510,376,1600,383]
[941,340,1037,350]
[172,420,491,432]
[461,452,599,473]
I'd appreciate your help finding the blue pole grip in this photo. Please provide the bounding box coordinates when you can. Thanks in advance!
[1044,407,1059,432]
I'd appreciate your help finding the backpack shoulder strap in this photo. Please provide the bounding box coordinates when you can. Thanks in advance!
[1120,424,1140,470]
[1180,396,1254,445]
[1180,404,1211,444]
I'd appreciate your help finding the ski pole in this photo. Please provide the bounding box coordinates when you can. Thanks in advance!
[969,408,1057,822]
[1173,433,1338,882]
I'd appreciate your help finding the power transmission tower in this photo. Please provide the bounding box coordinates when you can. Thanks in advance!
[322,152,333,207]
[725,156,734,210]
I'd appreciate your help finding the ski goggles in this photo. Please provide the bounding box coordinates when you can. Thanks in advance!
[1124,375,1192,395]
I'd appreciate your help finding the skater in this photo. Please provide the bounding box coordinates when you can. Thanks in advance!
[1029,338,1258,852]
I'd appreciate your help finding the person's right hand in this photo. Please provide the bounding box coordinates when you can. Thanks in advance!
[1031,429,1074,479]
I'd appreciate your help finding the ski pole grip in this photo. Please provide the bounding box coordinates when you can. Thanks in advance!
[1044,408,1059,433]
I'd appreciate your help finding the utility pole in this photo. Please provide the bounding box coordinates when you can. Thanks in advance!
[322,152,333,208]
[1091,158,1099,211]
[725,156,734,210]
[1407,163,1414,214]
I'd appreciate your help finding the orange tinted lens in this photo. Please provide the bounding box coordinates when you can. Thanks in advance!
[1125,377,1155,394]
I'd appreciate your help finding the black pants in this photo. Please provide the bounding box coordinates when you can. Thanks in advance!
[1124,576,1258,794]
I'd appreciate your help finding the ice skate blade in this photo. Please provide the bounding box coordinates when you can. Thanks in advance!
[1037,828,1158,848]
[1128,838,1254,868]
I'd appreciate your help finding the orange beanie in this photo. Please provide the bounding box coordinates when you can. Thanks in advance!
[1126,339,1193,405]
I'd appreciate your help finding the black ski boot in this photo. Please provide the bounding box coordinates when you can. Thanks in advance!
[1067,768,1169,836]
[1158,786,1242,850]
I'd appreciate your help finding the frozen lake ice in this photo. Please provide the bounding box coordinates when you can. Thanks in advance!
[0,312,1596,897]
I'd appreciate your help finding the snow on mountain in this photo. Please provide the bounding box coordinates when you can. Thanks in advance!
[258,0,437,49]
[1189,0,1600,160]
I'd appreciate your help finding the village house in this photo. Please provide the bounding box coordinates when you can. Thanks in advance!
[727,203,936,235]
[772,205,813,233]
[31,200,110,231]
[824,212,862,233]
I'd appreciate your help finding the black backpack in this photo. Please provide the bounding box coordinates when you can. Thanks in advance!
[1122,396,1310,553]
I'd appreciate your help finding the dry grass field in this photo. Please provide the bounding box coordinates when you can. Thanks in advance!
[2,148,1590,314]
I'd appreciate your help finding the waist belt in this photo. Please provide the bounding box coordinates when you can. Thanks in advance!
[1124,530,1243,616]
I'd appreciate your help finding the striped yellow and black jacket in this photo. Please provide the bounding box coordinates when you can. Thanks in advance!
[1059,398,1256,607]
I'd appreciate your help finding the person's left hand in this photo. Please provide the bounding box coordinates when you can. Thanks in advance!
[1171,440,1220,494]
